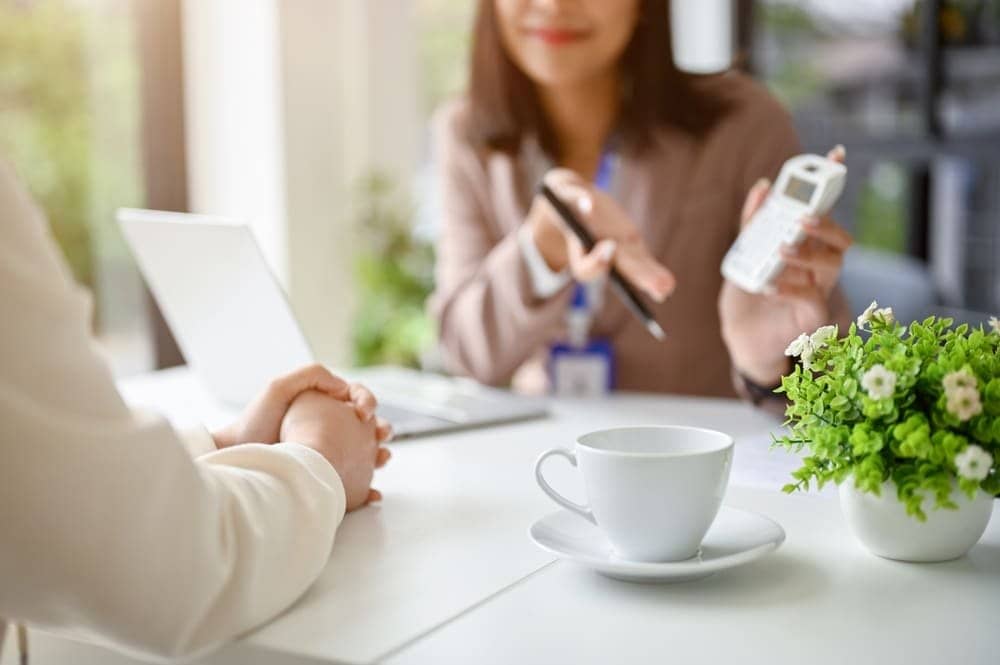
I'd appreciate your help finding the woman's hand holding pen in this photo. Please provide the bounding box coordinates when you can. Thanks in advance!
[527,168,675,300]
[719,145,853,387]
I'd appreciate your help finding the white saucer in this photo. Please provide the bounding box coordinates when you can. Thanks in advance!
[529,506,785,583]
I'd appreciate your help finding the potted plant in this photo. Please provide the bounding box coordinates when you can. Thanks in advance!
[775,302,999,562]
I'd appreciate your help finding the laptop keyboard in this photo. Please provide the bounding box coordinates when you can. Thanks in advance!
[375,402,454,439]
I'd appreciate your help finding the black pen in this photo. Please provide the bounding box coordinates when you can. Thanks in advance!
[539,183,667,342]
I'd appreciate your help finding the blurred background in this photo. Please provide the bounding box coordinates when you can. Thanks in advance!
[1,0,998,377]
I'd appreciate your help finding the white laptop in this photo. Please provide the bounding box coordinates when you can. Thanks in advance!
[117,208,548,439]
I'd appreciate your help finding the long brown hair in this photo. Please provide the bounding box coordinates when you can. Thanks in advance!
[466,0,731,158]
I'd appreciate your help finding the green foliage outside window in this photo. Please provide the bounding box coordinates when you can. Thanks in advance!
[351,172,436,368]
[854,164,909,254]
[0,1,94,285]
[0,0,143,320]
[756,2,824,108]
[415,0,474,114]
[757,3,911,255]
[347,1,470,368]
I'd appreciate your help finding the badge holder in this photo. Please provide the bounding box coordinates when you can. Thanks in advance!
[549,284,614,397]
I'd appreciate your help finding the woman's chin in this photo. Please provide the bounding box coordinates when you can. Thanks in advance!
[519,60,608,91]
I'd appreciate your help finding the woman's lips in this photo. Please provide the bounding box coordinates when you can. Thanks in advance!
[526,27,589,45]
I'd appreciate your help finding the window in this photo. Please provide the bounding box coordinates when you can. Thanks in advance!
[753,0,1000,315]
[349,0,476,369]
[416,0,476,119]
[0,0,152,374]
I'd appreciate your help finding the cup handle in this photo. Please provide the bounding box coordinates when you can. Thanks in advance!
[534,448,596,524]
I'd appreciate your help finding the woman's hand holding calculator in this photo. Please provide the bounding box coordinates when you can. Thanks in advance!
[719,145,853,388]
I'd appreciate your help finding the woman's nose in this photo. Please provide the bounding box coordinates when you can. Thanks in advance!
[533,0,572,15]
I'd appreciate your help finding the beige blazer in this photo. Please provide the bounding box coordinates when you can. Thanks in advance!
[429,74,849,399]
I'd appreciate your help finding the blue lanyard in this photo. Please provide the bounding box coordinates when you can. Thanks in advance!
[571,148,618,314]
[593,149,617,193]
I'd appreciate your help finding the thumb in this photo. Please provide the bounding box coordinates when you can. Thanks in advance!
[569,238,617,282]
[277,365,351,404]
[740,177,771,229]
[827,144,846,164]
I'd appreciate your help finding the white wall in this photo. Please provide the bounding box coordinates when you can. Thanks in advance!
[181,0,288,281]
[181,0,420,366]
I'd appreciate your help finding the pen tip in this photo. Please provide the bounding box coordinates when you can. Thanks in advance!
[647,320,667,341]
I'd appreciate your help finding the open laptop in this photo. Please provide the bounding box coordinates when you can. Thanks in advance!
[117,208,548,439]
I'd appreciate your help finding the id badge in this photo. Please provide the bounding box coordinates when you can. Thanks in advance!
[549,338,614,398]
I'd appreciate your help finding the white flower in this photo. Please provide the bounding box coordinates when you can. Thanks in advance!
[943,369,978,394]
[990,316,1000,334]
[857,300,894,329]
[955,445,993,482]
[784,333,812,358]
[785,332,821,371]
[800,347,817,372]
[857,301,878,328]
[810,324,838,348]
[874,306,894,325]
[946,386,983,422]
[861,364,897,400]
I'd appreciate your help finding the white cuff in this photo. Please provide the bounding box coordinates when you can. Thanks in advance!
[203,442,348,523]
[179,426,219,458]
[517,224,571,299]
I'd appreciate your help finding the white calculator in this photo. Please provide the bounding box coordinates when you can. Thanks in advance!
[721,154,847,293]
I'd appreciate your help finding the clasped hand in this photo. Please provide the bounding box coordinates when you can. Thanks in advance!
[213,364,393,511]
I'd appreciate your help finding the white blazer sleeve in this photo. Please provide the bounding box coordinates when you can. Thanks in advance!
[0,159,346,661]
[179,426,223,458]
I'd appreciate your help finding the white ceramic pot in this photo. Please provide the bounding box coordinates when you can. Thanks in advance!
[839,479,995,562]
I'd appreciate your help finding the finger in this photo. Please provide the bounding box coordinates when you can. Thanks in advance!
[769,264,813,289]
[375,446,392,468]
[800,215,853,252]
[779,242,843,291]
[740,178,772,229]
[566,235,586,266]
[271,364,351,406]
[766,271,826,314]
[780,242,842,283]
[367,488,383,503]
[543,169,598,222]
[375,418,394,443]
[826,144,846,163]
[543,167,590,191]
[558,183,594,215]
[568,237,616,282]
[614,242,676,301]
[544,182,595,229]
[349,383,378,423]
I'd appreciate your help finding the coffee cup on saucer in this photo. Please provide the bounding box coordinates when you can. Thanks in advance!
[534,426,734,563]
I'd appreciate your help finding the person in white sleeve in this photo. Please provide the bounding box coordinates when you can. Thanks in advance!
[0,156,393,662]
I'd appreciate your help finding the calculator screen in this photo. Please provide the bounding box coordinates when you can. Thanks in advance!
[784,176,816,204]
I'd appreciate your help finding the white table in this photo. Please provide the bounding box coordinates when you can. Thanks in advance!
[7,368,998,665]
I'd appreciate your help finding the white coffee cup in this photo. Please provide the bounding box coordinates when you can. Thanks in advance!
[534,426,734,562]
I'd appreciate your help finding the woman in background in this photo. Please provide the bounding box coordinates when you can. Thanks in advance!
[430,0,853,403]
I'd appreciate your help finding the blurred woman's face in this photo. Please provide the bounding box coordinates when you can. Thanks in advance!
[494,0,640,88]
